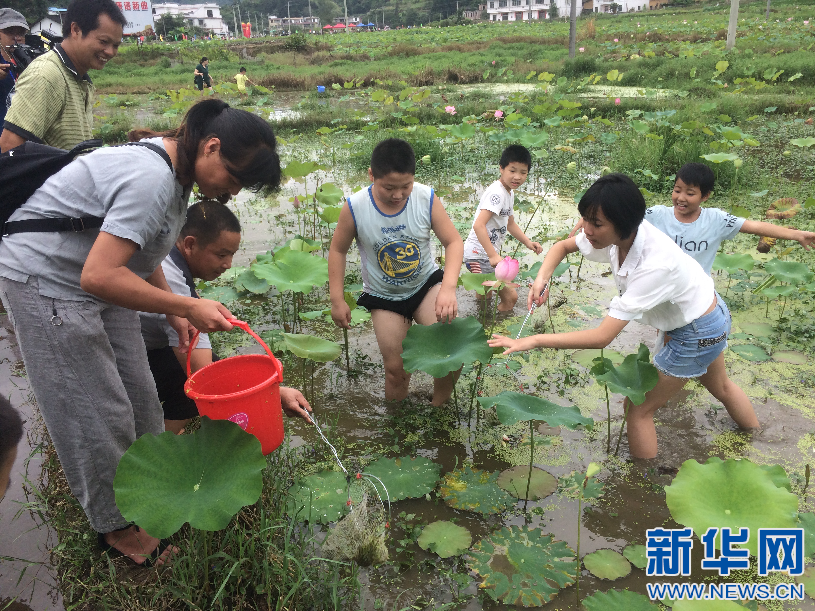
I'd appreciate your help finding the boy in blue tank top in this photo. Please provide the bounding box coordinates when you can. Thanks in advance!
[328,139,464,406]
[646,163,815,274]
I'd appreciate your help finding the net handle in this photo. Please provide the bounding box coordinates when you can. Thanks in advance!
[186,318,275,377]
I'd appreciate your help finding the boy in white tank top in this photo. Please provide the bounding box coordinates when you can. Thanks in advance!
[328,139,464,406]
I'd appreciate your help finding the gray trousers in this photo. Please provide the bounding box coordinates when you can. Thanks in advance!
[0,277,163,533]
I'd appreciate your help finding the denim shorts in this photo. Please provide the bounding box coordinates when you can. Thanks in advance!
[464,259,494,274]
[653,295,731,379]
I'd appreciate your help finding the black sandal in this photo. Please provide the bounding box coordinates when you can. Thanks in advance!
[97,526,173,568]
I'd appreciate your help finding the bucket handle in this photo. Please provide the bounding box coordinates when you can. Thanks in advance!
[186,318,276,378]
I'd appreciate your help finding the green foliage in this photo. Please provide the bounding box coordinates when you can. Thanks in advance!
[286,470,349,524]
[113,418,266,538]
[402,317,493,378]
[623,544,648,569]
[478,391,593,429]
[583,549,631,581]
[590,344,658,406]
[440,465,515,515]
[280,333,342,362]
[582,589,658,611]
[417,521,472,558]
[251,250,329,295]
[364,456,442,501]
[497,466,557,501]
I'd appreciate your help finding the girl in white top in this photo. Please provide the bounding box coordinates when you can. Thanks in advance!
[488,173,759,459]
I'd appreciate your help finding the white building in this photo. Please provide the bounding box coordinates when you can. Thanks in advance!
[152,3,228,35]
[29,16,63,37]
[485,0,646,20]
[268,15,320,32]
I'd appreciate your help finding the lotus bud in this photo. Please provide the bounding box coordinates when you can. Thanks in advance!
[783,150,791,156]
[586,462,602,478]
[601,166,612,175]
[566,161,578,174]
[495,256,519,282]
[733,158,743,168]
[293,195,301,209]
[420,154,432,164]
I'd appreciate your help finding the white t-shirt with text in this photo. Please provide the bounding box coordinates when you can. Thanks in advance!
[463,180,513,260]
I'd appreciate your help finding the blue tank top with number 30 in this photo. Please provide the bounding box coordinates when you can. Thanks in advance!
[348,182,439,300]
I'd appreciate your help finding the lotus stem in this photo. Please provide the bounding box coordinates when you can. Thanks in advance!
[525,419,534,511]
[575,254,584,285]
[605,385,611,454]
[547,288,555,334]
[614,398,631,456]
[343,327,350,371]
[780,295,787,319]
[576,493,582,605]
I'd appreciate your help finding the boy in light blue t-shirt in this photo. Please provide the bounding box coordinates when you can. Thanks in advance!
[646,163,815,274]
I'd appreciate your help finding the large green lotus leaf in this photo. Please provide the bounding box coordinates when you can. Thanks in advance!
[582,589,658,611]
[497,466,557,500]
[704,457,791,491]
[795,566,815,595]
[440,465,515,515]
[673,601,745,611]
[765,259,814,285]
[518,261,543,280]
[283,159,324,179]
[417,520,472,558]
[701,152,739,163]
[760,285,796,299]
[623,544,648,569]
[798,512,815,556]
[114,418,266,538]
[286,471,349,524]
[478,391,593,429]
[468,526,576,606]
[315,182,344,207]
[772,350,807,364]
[571,348,624,368]
[234,269,271,294]
[730,344,770,362]
[583,549,631,580]
[402,317,493,378]
[319,205,342,224]
[251,249,328,295]
[281,333,342,362]
[458,272,493,295]
[591,344,658,406]
[199,284,240,303]
[712,253,755,274]
[364,456,441,502]
[739,322,774,337]
[790,137,815,148]
[665,457,798,555]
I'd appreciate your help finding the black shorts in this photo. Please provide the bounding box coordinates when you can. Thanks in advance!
[356,269,445,321]
[146,346,219,420]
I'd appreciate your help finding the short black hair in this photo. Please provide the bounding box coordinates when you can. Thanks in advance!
[370,138,416,178]
[200,56,208,63]
[0,396,23,470]
[675,162,715,196]
[239,67,246,72]
[63,0,126,37]
[179,200,242,247]
[577,173,645,240]
[500,144,532,170]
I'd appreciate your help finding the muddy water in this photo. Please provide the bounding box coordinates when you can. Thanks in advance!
[0,318,64,610]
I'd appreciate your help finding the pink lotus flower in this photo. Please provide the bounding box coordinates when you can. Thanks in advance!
[494,110,504,119]
[495,257,519,282]
[445,105,456,115]
[805,20,810,24]
[614,38,618,42]
[293,195,301,209]
[615,97,621,105]
[579,47,585,52]
[492,60,496,65]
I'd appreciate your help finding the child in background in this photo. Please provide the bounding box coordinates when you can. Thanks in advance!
[329,138,463,406]
[234,67,255,98]
[463,145,543,311]
[489,173,759,459]
[0,396,23,502]
[646,162,815,274]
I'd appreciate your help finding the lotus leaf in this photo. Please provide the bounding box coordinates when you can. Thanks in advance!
[765,259,814,285]
[583,549,631,580]
[497,466,557,500]
[402,317,492,378]
[199,284,240,303]
[701,153,739,163]
[760,285,796,299]
[739,322,773,337]
[440,465,515,515]
[796,566,815,598]
[235,269,270,294]
[765,198,800,220]
[519,131,549,149]
[790,137,815,148]
[712,253,755,274]
[319,205,342,224]
[458,271,493,295]
[772,350,807,365]
[798,513,815,557]
[468,526,576,606]
[571,348,624,368]
[315,182,344,207]
[730,344,770,362]
[364,456,441,502]
[284,160,323,179]
[518,261,542,279]
[417,520,472,558]
[278,236,321,254]
[559,472,605,499]
[665,457,798,555]
[591,344,658,405]
[673,601,745,611]
[623,544,648,569]
[449,123,476,139]
[114,418,266,538]
[251,249,328,295]
[281,333,342,362]
[479,392,592,429]
[286,471,349,524]
[582,589,657,611]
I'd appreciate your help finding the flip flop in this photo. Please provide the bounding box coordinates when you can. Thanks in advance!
[97,528,173,568]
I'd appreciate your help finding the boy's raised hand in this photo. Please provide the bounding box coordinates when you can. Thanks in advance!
[529,241,543,254]
[435,286,458,323]
[330,300,352,329]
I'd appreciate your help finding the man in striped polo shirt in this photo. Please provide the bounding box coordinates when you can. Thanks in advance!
[0,0,125,153]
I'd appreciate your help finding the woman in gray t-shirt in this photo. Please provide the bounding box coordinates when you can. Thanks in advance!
[0,99,281,567]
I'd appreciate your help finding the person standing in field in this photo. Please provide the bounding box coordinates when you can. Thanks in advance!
[0,99,281,566]
[234,66,255,99]
[0,0,125,152]
[489,173,759,459]
[0,8,28,127]
[328,138,463,406]
[194,56,214,94]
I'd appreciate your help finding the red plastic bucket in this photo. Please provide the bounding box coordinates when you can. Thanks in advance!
[184,319,285,455]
